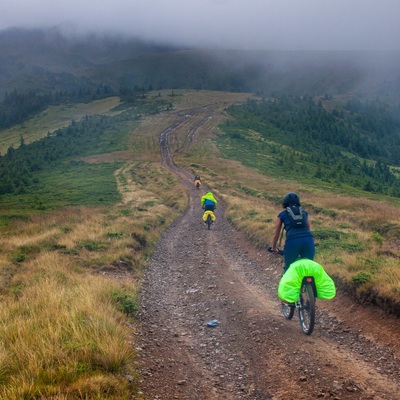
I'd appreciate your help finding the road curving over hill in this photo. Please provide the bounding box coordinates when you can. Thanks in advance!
[135,102,400,399]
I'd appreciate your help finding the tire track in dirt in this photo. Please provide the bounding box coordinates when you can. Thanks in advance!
[135,104,400,399]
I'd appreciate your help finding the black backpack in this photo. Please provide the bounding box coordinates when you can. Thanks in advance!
[286,206,306,228]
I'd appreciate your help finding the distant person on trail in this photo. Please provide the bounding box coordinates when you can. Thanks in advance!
[194,174,201,189]
[201,191,217,223]
[270,192,314,273]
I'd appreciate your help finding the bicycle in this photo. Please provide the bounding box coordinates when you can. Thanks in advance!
[268,247,316,335]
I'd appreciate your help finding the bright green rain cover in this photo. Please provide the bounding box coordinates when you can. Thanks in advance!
[278,259,336,303]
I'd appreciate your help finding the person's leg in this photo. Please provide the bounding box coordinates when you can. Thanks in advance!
[299,236,315,260]
[283,239,301,273]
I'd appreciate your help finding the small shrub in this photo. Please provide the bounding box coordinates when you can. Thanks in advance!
[317,239,363,253]
[111,289,137,317]
[352,272,372,285]
[310,206,338,218]
[237,184,259,197]
[11,252,27,263]
[79,240,107,251]
[313,229,342,240]
[119,209,131,216]
[106,232,124,239]
[341,242,364,252]
[157,216,166,225]
[131,233,147,249]
[371,232,383,246]
[61,248,79,255]
[11,245,41,263]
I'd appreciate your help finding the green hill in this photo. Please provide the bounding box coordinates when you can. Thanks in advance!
[217,95,400,197]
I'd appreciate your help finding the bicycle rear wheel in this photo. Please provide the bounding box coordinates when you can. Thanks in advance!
[207,214,212,230]
[298,281,315,335]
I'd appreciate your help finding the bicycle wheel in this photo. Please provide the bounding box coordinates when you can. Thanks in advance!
[207,214,212,230]
[298,281,315,335]
[281,302,295,320]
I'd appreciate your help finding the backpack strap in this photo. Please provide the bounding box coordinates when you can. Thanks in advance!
[286,206,305,227]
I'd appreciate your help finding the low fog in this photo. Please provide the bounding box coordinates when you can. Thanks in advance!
[0,0,399,51]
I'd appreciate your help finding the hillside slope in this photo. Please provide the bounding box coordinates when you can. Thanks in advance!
[0,90,399,398]
[1,27,400,97]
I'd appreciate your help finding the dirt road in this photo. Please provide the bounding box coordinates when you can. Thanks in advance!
[135,104,400,399]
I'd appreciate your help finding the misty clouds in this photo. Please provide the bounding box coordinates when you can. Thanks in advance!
[0,0,399,51]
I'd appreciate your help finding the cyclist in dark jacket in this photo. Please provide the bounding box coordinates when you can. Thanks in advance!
[194,175,201,189]
[271,192,315,273]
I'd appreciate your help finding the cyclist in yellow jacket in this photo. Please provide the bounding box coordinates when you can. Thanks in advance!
[201,192,217,223]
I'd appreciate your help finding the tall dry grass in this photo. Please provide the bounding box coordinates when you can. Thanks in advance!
[0,158,185,398]
[0,252,135,399]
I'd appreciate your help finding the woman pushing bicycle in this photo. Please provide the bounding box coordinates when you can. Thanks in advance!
[270,192,315,273]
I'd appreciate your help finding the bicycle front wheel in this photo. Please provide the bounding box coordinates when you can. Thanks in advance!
[281,302,295,320]
[298,281,315,335]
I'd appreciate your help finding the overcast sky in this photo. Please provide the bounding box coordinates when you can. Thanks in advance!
[0,0,399,51]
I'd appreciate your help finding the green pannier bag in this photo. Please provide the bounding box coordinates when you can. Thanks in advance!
[278,259,336,303]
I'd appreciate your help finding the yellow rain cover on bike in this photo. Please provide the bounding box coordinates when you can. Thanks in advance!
[202,210,216,221]
[278,259,336,303]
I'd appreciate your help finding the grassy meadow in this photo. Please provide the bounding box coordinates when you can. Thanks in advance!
[0,93,187,399]
[0,89,400,398]
[0,162,186,399]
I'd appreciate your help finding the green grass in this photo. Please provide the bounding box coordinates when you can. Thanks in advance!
[216,129,400,202]
[0,162,123,211]
[0,97,122,154]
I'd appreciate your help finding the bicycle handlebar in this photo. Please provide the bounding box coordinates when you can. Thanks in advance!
[267,247,284,256]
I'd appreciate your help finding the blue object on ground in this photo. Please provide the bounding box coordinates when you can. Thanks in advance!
[207,319,219,327]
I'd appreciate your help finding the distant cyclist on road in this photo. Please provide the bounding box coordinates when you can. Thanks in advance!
[194,174,201,189]
[270,192,314,273]
[201,191,217,223]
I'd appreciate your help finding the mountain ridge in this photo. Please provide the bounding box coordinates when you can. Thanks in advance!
[1,27,399,97]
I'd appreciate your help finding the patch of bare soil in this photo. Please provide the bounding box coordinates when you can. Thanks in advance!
[134,106,400,399]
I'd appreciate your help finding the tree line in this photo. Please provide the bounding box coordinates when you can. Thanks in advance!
[223,95,400,197]
[0,93,170,197]
[0,86,114,130]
